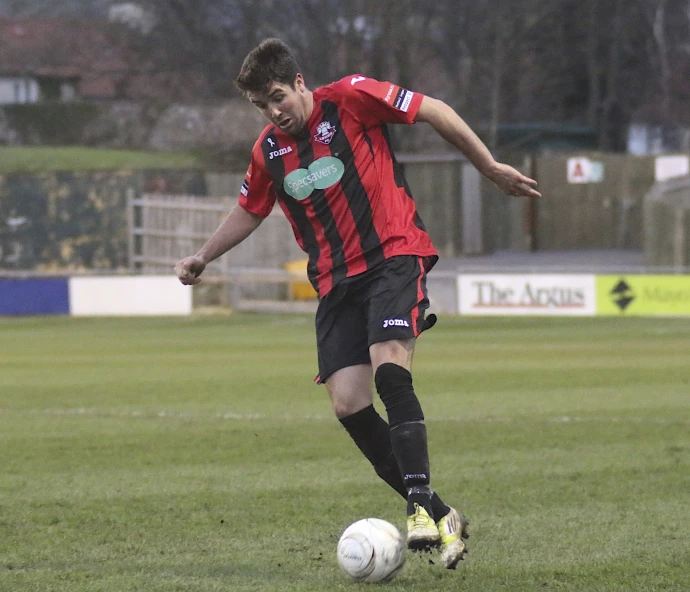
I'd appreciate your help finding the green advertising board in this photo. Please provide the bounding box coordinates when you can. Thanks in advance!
[597,275,690,316]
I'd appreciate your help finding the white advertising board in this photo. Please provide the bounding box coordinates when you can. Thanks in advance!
[654,155,689,182]
[567,157,604,184]
[458,274,597,316]
[69,276,192,316]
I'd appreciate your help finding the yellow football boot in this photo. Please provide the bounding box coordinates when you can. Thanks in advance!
[406,502,441,551]
[437,507,470,569]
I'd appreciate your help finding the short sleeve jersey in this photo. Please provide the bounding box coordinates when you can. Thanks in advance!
[238,75,438,297]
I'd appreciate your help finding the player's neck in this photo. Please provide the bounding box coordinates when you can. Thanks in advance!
[303,90,315,124]
[289,90,315,138]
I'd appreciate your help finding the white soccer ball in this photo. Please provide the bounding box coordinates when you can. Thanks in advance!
[336,518,406,583]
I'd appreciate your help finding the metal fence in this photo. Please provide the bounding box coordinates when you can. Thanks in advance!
[127,189,312,310]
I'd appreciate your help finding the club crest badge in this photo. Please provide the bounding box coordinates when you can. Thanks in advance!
[314,121,336,144]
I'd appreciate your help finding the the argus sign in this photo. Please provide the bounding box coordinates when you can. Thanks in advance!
[458,274,596,316]
[284,156,344,200]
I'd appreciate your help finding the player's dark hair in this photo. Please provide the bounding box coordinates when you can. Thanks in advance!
[236,38,301,95]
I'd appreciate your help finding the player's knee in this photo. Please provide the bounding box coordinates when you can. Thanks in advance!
[330,393,373,420]
[374,363,424,427]
[331,400,359,419]
[326,365,374,419]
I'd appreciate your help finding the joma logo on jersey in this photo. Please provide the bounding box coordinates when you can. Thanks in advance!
[269,146,293,160]
[382,319,410,328]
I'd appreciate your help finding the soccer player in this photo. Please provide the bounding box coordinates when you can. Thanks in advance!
[175,38,541,569]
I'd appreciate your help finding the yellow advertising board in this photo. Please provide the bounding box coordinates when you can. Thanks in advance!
[597,275,690,316]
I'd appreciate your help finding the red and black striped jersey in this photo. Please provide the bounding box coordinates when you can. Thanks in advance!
[238,74,438,297]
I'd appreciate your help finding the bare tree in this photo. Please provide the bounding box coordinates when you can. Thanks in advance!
[5,0,690,149]
[651,0,672,112]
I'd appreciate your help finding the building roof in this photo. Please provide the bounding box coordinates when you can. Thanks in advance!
[0,17,202,100]
[0,66,82,79]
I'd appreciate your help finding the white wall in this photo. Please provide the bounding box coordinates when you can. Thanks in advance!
[0,77,39,104]
[69,276,192,316]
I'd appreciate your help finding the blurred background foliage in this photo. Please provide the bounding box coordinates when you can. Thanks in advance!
[1,0,689,152]
[0,169,205,269]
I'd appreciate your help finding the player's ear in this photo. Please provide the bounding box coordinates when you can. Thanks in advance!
[294,73,306,92]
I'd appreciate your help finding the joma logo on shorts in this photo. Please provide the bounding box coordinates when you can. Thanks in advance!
[382,319,410,328]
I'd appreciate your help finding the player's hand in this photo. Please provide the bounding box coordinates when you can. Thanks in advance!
[487,162,542,198]
[174,255,205,285]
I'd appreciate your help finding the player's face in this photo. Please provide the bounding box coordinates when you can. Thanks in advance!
[247,74,312,136]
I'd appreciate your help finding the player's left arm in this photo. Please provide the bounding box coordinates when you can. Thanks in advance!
[415,96,541,199]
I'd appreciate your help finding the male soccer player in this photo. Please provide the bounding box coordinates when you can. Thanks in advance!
[175,38,541,569]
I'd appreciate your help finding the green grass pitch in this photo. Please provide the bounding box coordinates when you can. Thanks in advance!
[1,314,689,591]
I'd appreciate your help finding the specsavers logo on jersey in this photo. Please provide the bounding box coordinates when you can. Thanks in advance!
[283,156,345,200]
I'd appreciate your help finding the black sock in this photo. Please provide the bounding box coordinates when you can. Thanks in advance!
[339,405,407,499]
[375,363,434,517]
[407,484,433,517]
[338,397,452,519]
[431,492,450,519]
[390,421,432,516]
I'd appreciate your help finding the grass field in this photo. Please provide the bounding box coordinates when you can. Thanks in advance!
[0,146,202,174]
[1,314,689,591]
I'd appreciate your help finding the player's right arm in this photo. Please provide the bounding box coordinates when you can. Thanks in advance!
[175,140,277,285]
[174,206,264,285]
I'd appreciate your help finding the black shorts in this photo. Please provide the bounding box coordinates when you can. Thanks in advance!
[315,255,435,384]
